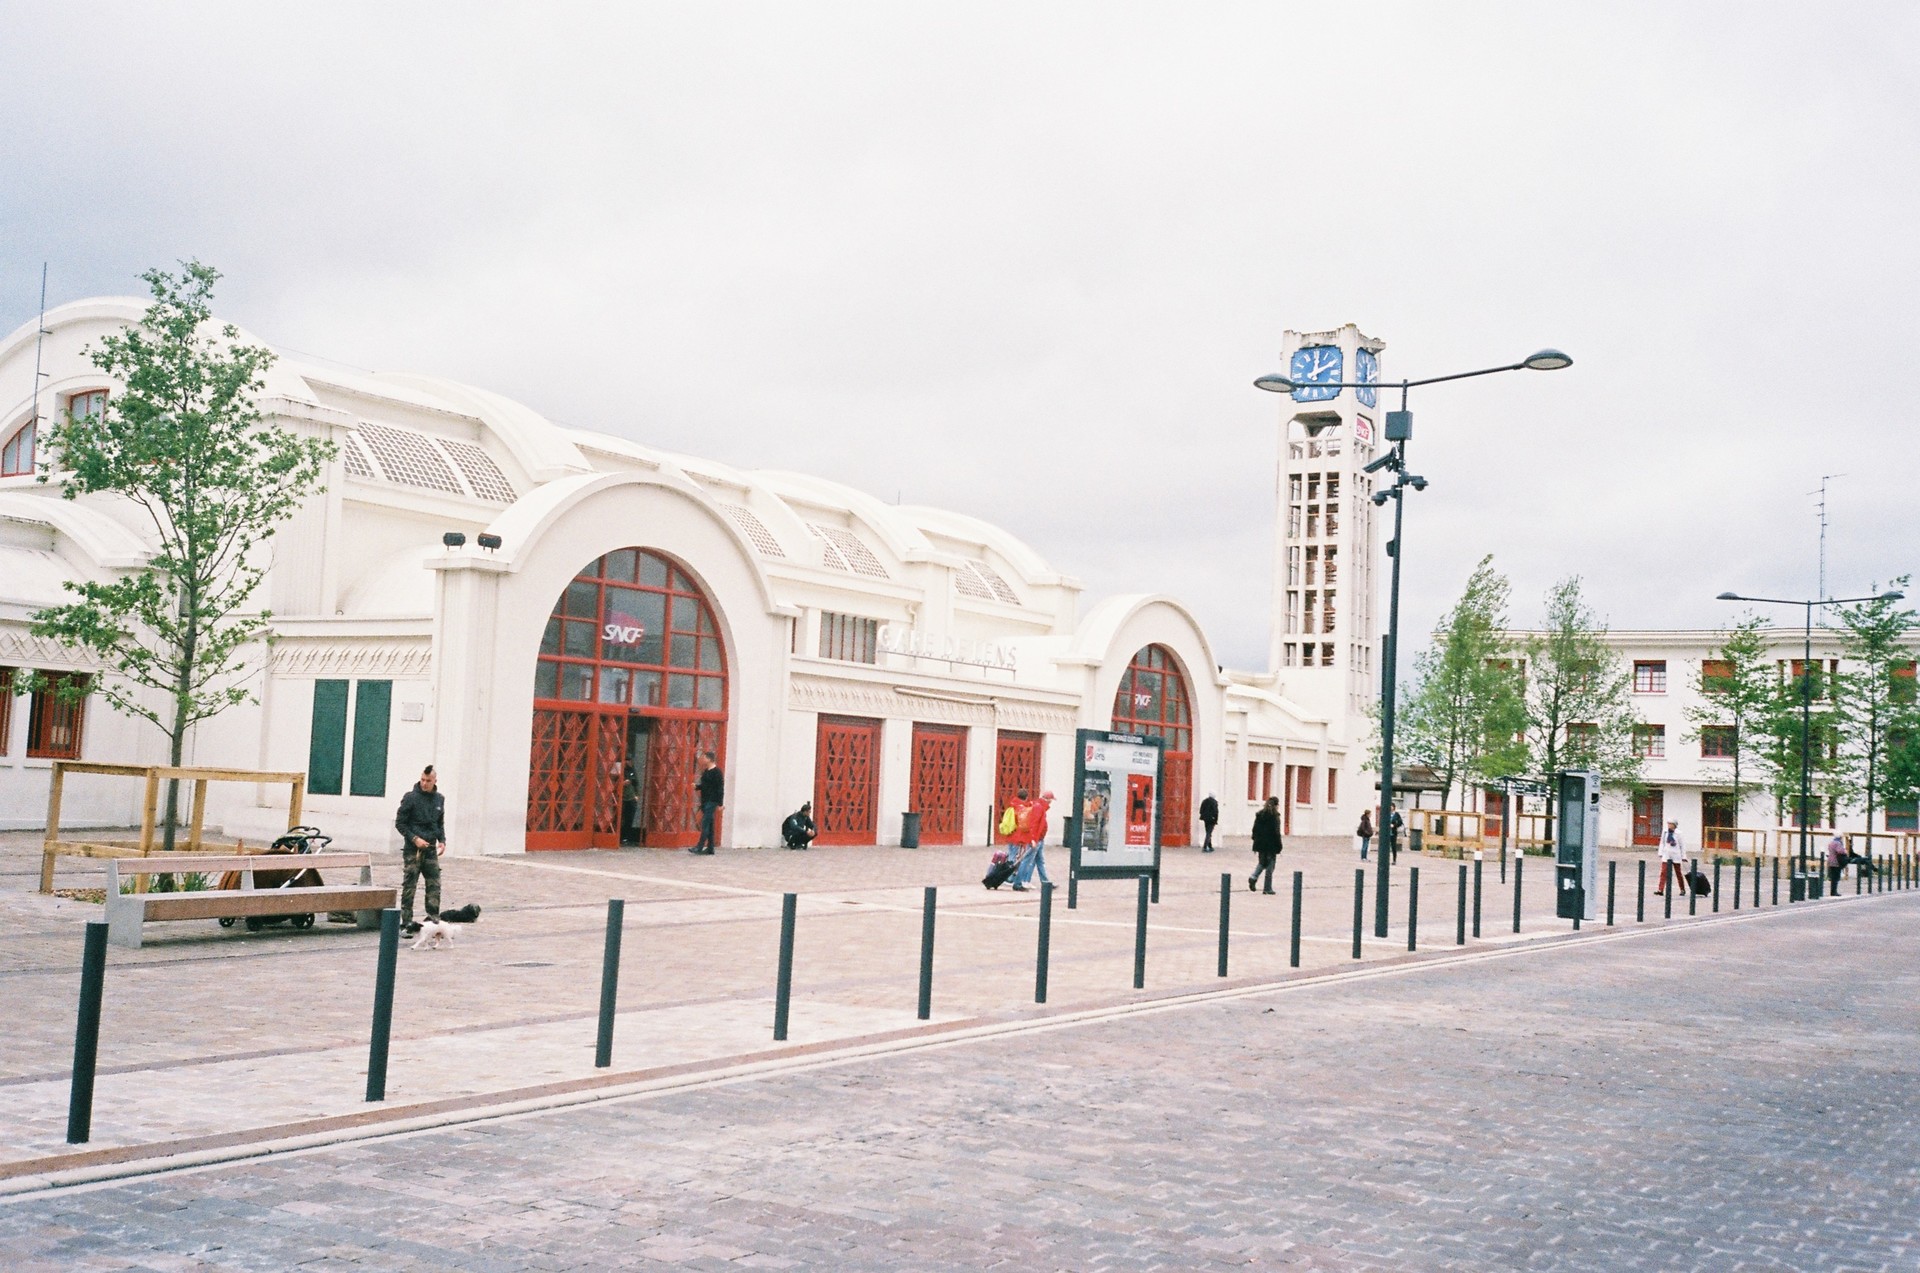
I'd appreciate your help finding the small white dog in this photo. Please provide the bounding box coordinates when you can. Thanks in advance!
[409,918,455,951]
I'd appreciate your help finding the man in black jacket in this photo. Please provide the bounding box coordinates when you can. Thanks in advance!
[395,765,446,934]
[1198,793,1219,852]
[690,751,723,854]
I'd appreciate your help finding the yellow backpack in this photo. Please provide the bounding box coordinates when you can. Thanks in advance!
[998,804,1021,837]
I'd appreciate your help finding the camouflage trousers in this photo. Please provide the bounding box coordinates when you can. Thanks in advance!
[402,845,442,922]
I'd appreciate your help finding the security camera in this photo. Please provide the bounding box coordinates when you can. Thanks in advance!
[1363,451,1397,474]
[1407,475,1428,491]
[1371,491,1390,506]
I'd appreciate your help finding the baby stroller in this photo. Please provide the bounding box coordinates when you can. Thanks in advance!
[218,825,332,932]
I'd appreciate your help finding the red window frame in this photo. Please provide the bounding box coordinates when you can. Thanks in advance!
[1246,761,1257,801]
[1632,661,1667,694]
[1632,724,1665,758]
[1888,800,1918,832]
[1701,659,1733,693]
[1293,764,1312,806]
[1701,726,1736,758]
[26,673,88,759]
[1893,661,1917,704]
[1326,767,1337,806]
[1110,644,1193,845]
[0,420,34,477]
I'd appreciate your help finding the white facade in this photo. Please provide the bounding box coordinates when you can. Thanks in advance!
[0,298,1371,853]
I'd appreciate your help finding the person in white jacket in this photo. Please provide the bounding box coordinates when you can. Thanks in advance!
[1656,819,1686,895]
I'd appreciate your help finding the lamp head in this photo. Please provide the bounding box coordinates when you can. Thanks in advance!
[442,531,467,549]
[1880,590,1905,601]
[1253,373,1297,394]
[476,533,503,551]
[1522,349,1573,372]
[1716,591,1742,601]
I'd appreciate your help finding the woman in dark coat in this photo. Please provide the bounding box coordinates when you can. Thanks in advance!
[1249,796,1283,894]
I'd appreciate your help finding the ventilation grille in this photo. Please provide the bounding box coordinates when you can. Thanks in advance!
[341,433,375,480]
[953,567,994,601]
[440,438,517,503]
[964,560,1019,605]
[344,423,517,503]
[722,504,785,558]
[808,524,889,579]
[354,422,464,496]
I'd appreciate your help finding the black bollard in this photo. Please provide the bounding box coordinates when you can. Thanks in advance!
[1665,875,1674,919]
[66,921,109,1144]
[1217,873,1231,978]
[1713,861,1722,913]
[1753,857,1761,908]
[1408,866,1420,951]
[1068,870,1078,910]
[366,908,400,1102]
[1689,862,1698,915]
[1151,869,1160,904]
[1733,860,1742,911]
[1637,859,1646,923]
[594,898,625,1068]
[1035,881,1054,1003]
[1607,860,1616,927]
[1456,864,1468,946]
[773,892,797,1041]
[1132,875,1149,989]
[1473,857,1483,938]
[1290,871,1303,968]
[1573,881,1582,931]
[1513,856,1524,934]
[917,886,937,1021]
[1772,856,1780,906]
[1352,868,1365,959]
[1857,860,1864,895]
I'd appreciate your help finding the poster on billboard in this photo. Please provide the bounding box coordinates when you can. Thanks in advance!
[1071,728,1163,879]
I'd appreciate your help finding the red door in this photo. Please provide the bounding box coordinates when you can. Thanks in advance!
[910,724,966,845]
[1632,790,1663,847]
[1162,753,1191,846]
[1483,790,1506,840]
[815,716,880,845]
[994,731,1041,838]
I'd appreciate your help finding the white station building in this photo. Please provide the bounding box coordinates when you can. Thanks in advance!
[1,299,1390,855]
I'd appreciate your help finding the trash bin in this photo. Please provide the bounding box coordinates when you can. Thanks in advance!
[1410,828,1423,854]
[1809,872,1825,900]
[900,811,921,849]
[1789,873,1807,902]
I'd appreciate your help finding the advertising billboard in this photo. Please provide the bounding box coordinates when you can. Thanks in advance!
[1072,728,1163,879]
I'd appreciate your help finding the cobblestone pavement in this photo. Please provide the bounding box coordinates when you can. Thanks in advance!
[1,886,1915,1269]
[1,830,1871,1171]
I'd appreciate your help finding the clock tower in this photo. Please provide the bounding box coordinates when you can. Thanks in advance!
[1268,324,1385,739]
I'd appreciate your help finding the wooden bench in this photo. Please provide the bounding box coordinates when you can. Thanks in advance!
[104,854,395,949]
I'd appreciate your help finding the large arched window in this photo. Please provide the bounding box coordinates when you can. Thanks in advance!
[527,549,729,850]
[1112,643,1194,845]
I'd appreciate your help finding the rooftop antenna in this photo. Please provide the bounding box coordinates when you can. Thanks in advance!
[29,263,50,445]
[1812,473,1843,607]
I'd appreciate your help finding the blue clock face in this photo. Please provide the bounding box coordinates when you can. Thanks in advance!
[1289,345,1343,402]
[1355,349,1379,408]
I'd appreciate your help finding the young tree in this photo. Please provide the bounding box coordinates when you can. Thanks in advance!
[30,262,334,848]
[1683,614,1778,834]
[1832,580,1920,852]
[1397,555,1528,818]
[1760,639,1849,839]
[1518,576,1643,794]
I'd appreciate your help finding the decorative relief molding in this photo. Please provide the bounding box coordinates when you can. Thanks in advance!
[787,673,1074,732]
[0,627,97,670]
[271,640,433,678]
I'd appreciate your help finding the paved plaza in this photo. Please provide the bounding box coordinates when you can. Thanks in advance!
[2,832,1915,1268]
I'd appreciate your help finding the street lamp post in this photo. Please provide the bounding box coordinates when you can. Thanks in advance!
[1716,588,1904,873]
[1257,348,1572,938]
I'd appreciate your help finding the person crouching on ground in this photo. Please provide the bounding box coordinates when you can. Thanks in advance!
[1249,796,1282,893]
[1012,789,1054,892]
[783,802,818,850]
[1656,819,1685,895]
[395,764,446,936]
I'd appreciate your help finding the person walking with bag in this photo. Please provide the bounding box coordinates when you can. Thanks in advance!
[1012,790,1054,892]
[1248,796,1282,894]
[1357,809,1373,861]
[1656,818,1685,895]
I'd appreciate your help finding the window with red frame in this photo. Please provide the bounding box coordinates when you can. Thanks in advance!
[1888,800,1918,832]
[1109,644,1192,754]
[1701,725,1737,758]
[0,420,33,477]
[1246,761,1258,801]
[1565,722,1597,758]
[1893,661,1916,704]
[1262,762,1274,800]
[1701,659,1734,693]
[0,667,13,752]
[26,673,88,759]
[1632,724,1665,758]
[1293,765,1312,805]
[1326,768,1338,805]
[1632,660,1667,694]
[67,390,107,423]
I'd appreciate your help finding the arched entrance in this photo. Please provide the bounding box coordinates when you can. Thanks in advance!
[527,549,728,849]
[1111,644,1193,846]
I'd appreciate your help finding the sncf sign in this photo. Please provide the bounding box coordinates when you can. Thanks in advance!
[603,623,646,644]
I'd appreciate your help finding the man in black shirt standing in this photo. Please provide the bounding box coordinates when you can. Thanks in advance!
[395,764,446,935]
[690,750,723,854]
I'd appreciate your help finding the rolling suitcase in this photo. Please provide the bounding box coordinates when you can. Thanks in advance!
[983,850,1018,890]
[1687,867,1712,897]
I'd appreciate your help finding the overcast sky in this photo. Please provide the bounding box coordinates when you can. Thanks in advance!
[5,2,1916,670]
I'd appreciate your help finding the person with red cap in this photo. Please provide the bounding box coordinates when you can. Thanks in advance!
[1011,788,1055,891]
